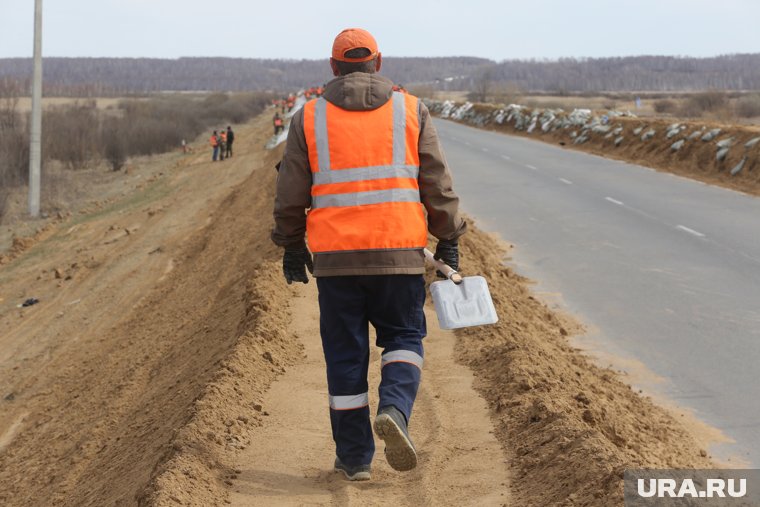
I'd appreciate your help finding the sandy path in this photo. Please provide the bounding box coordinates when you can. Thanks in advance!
[227,282,511,506]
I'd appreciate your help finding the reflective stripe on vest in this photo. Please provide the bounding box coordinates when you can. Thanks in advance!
[312,188,421,209]
[303,92,428,253]
[381,350,424,370]
[329,392,369,410]
[311,93,413,189]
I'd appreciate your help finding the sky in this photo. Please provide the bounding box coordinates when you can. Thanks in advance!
[1,0,759,61]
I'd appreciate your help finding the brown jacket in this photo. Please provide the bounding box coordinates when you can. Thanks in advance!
[271,72,466,276]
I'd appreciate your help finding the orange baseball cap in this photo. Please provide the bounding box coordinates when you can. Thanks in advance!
[331,28,379,62]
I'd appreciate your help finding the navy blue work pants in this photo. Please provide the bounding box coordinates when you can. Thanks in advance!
[317,274,426,466]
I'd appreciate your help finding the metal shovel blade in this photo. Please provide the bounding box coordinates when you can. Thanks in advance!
[424,249,499,330]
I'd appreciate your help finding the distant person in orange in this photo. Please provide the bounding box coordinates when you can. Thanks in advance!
[226,126,235,158]
[219,129,227,161]
[210,130,219,161]
[273,113,284,135]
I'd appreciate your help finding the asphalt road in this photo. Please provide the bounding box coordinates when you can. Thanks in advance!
[434,118,760,466]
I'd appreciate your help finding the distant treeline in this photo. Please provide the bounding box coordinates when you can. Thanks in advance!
[0,57,488,95]
[469,54,760,92]
[1,54,759,95]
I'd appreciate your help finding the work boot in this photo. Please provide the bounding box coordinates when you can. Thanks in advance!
[374,406,417,472]
[334,457,371,481]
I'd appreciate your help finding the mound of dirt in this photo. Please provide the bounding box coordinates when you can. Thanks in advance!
[0,223,58,265]
[132,158,303,506]
[140,264,301,507]
[452,223,713,506]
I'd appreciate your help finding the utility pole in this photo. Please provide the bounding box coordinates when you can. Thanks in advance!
[28,0,43,217]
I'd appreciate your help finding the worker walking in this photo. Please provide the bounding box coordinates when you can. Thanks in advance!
[273,113,284,135]
[272,28,465,481]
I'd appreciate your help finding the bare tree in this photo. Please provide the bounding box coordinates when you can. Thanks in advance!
[469,67,494,102]
[0,78,22,130]
[0,79,29,217]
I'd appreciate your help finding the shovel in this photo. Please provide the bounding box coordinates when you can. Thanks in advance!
[424,248,499,330]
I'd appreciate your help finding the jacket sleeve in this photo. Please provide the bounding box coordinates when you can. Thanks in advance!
[271,109,312,249]
[417,101,467,241]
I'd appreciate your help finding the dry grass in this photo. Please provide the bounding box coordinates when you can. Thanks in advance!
[736,94,760,118]
[0,92,273,228]
[14,97,126,112]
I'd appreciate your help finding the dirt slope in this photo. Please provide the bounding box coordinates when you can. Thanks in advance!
[0,114,287,506]
[1,108,714,507]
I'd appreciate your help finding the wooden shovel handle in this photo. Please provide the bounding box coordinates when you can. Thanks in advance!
[423,248,463,284]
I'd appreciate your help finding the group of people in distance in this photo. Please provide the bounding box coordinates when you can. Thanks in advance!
[273,86,324,114]
[210,126,235,162]
[271,86,328,136]
[269,84,407,138]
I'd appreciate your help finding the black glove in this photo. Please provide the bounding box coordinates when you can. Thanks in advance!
[434,239,459,279]
[283,247,314,284]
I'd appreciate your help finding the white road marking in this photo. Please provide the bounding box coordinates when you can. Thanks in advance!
[501,154,511,161]
[464,141,472,147]
[481,147,489,153]
[559,178,573,185]
[526,164,537,170]
[676,225,706,238]
[605,197,624,206]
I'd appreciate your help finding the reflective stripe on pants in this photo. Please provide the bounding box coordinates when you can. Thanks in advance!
[381,350,424,370]
[329,393,369,411]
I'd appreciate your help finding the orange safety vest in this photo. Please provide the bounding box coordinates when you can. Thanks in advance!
[302,92,427,253]
[210,135,218,147]
[220,132,227,142]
